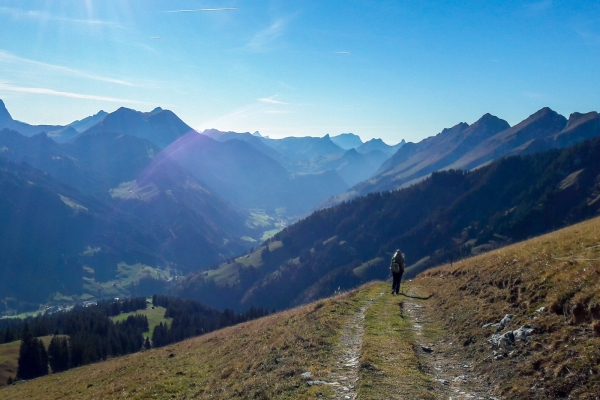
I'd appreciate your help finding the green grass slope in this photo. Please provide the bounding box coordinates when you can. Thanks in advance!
[110,305,171,338]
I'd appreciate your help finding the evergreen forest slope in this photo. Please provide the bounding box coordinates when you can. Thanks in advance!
[173,137,600,311]
[3,217,599,399]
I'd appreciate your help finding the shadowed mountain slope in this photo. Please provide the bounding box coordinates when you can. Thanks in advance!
[321,108,600,208]
[68,110,108,133]
[200,128,283,161]
[0,130,253,304]
[161,132,348,215]
[80,107,194,149]
[172,136,600,312]
[314,148,391,187]
[443,107,567,171]
[202,129,391,187]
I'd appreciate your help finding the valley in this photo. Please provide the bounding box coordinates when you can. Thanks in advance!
[2,215,599,398]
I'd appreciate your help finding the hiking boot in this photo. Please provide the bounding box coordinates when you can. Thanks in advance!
[391,291,395,295]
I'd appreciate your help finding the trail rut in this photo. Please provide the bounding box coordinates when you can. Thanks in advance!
[403,292,498,400]
[327,300,373,400]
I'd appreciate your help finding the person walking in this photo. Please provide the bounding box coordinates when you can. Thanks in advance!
[390,249,405,295]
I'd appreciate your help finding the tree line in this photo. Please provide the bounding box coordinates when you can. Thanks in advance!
[150,295,269,347]
[3,295,270,385]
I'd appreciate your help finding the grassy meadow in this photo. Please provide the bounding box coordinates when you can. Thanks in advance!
[110,305,171,338]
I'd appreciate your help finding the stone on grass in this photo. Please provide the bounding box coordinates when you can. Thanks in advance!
[513,325,534,341]
[301,372,313,380]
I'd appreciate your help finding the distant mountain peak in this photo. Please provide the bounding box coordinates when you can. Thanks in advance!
[470,113,510,132]
[440,122,469,136]
[330,133,363,150]
[563,111,600,132]
[0,99,13,123]
[81,105,193,148]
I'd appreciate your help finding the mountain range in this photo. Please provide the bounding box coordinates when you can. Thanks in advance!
[320,107,600,207]
[0,129,256,305]
[2,97,600,313]
[201,129,401,188]
[172,135,600,311]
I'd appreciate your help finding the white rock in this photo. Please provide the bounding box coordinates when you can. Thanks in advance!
[300,372,313,380]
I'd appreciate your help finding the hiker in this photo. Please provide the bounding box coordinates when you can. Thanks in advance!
[390,249,405,295]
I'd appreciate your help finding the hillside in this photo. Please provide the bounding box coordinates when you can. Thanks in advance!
[161,132,349,216]
[172,136,600,311]
[0,146,251,308]
[323,108,600,207]
[3,216,599,398]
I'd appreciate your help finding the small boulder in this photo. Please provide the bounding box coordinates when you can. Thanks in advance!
[300,372,313,380]
[513,325,534,342]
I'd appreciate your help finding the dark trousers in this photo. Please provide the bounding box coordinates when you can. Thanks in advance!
[392,271,403,294]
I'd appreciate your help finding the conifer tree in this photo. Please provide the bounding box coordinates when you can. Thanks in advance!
[17,323,49,380]
[48,335,70,373]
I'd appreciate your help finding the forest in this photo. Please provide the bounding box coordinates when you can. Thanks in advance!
[1,296,269,383]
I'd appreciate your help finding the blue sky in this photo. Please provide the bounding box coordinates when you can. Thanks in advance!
[0,0,598,144]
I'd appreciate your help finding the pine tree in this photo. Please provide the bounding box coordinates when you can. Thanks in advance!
[48,335,70,373]
[17,324,49,380]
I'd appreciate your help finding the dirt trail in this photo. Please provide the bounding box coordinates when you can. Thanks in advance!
[327,300,373,400]
[403,289,498,400]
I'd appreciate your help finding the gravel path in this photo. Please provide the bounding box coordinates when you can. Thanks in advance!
[326,300,373,400]
[403,295,499,400]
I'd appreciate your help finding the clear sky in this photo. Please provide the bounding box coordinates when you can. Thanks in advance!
[0,0,598,144]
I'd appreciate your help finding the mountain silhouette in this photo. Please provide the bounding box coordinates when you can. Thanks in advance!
[0,99,74,141]
[330,133,364,150]
[80,107,194,149]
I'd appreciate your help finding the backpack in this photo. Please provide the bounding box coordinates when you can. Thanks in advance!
[391,252,405,273]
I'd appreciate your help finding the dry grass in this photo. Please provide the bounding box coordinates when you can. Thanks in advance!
[415,215,600,399]
[357,284,435,399]
[0,290,363,399]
